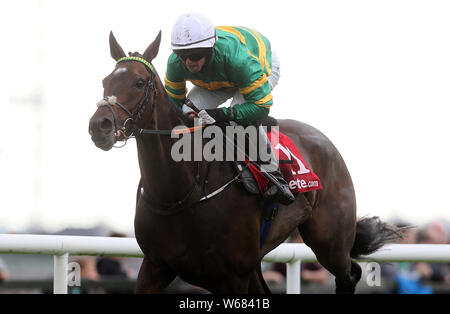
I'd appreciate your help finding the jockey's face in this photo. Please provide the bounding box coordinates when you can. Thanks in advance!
[183,57,206,73]
[175,48,211,73]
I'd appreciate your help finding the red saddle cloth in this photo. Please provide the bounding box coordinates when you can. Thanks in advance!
[247,128,322,194]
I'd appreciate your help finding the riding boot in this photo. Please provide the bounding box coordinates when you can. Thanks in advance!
[263,168,296,205]
[256,125,295,206]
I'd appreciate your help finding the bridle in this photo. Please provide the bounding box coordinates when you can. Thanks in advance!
[96,56,158,147]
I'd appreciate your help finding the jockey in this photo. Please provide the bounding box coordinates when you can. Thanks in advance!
[165,12,295,206]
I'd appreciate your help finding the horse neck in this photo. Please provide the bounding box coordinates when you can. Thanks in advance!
[136,76,197,202]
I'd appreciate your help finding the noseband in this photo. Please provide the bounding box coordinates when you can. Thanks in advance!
[96,56,158,147]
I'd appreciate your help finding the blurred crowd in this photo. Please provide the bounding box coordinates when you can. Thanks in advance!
[379,220,450,293]
[0,220,449,294]
[68,232,136,294]
[262,219,450,294]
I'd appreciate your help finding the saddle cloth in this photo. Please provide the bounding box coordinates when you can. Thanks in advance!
[246,128,322,194]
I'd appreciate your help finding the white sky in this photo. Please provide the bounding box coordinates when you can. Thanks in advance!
[0,0,449,233]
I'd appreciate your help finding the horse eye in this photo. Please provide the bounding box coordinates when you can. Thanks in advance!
[135,79,146,89]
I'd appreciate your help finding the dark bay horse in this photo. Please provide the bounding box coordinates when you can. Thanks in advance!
[88,31,400,293]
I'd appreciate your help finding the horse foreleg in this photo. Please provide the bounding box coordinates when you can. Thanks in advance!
[135,257,176,294]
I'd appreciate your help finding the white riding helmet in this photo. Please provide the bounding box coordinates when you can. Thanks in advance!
[171,12,217,50]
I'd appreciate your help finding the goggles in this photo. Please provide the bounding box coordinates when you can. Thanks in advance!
[175,48,213,62]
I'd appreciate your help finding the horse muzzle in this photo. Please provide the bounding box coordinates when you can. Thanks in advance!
[88,115,117,151]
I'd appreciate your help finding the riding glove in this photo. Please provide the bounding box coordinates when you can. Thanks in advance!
[198,109,229,125]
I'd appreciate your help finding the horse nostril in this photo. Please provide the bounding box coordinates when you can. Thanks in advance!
[100,118,113,132]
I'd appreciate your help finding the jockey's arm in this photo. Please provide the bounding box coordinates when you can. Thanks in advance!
[164,74,271,126]
[164,75,187,110]
[219,103,269,126]
[220,53,273,125]
[204,53,272,125]
[164,54,188,109]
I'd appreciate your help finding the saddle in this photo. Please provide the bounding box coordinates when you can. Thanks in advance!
[232,117,322,197]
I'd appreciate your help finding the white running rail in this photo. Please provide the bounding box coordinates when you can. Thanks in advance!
[1,234,449,294]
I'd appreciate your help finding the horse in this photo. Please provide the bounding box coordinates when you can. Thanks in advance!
[88,31,400,294]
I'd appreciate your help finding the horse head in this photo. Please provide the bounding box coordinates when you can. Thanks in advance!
[89,31,162,151]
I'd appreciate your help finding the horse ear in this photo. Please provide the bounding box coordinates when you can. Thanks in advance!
[142,31,162,62]
[109,31,126,61]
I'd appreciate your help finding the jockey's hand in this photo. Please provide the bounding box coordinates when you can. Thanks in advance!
[198,109,228,125]
[198,110,216,125]
[182,104,198,119]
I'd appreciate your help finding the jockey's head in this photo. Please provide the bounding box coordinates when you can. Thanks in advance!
[171,12,216,73]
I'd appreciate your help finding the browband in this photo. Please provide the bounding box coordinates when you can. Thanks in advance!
[117,56,156,74]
